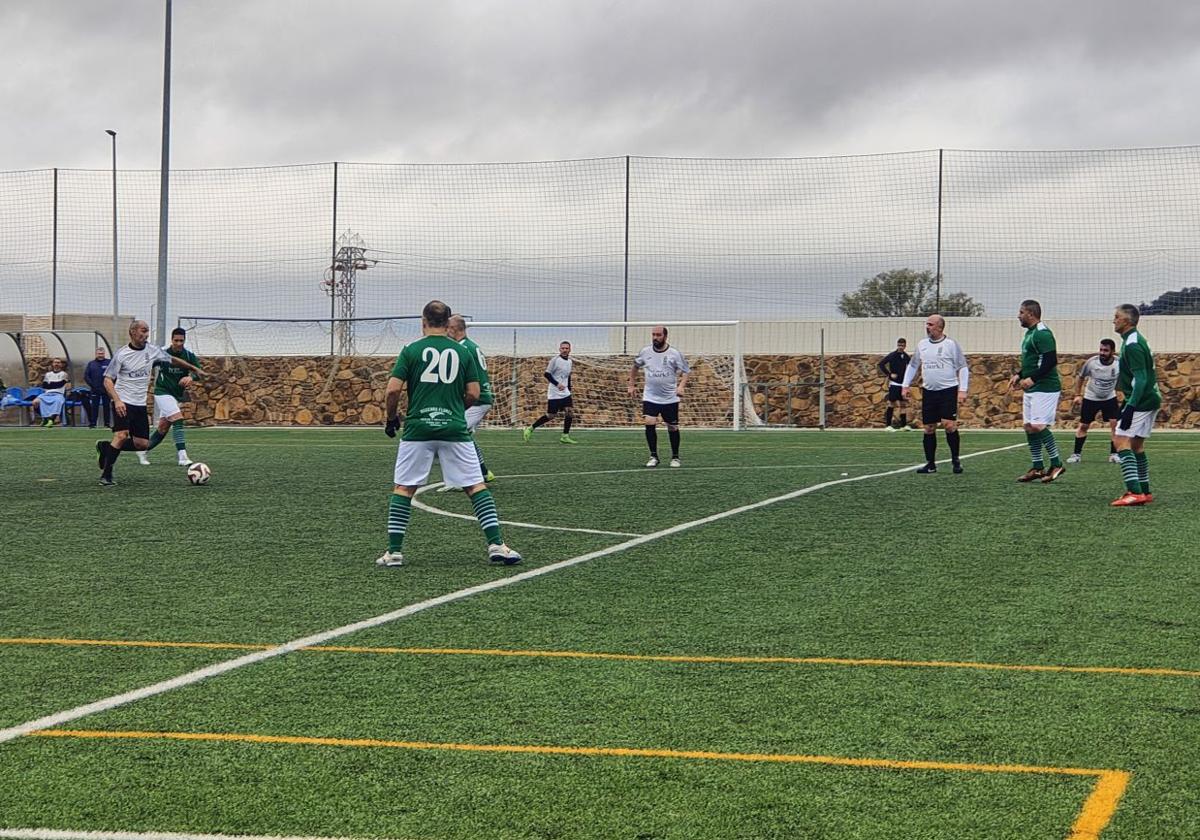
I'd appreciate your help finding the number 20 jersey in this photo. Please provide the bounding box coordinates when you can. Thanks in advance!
[390,335,480,442]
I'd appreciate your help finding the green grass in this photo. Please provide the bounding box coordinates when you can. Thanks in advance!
[1,426,1198,839]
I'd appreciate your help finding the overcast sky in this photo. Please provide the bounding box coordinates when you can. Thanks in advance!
[5,0,1200,171]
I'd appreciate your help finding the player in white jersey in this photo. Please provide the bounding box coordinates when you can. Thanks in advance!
[901,314,969,474]
[95,320,203,487]
[1068,338,1121,464]
[523,341,578,444]
[628,325,690,468]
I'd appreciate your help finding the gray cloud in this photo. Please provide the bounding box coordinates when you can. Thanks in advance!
[4,0,1200,169]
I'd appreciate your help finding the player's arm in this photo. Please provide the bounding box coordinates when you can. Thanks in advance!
[462,346,481,406]
[676,371,689,397]
[384,376,405,437]
[877,355,891,378]
[1020,333,1056,390]
[1072,363,1089,404]
[1118,344,1150,429]
[900,347,920,399]
[954,344,970,402]
[103,367,126,417]
[627,358,642,398]
[180,351,203,387]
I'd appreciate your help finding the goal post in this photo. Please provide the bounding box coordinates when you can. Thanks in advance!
[459,320,751,431]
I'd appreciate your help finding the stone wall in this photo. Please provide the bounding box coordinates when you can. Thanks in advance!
[20,353,1200,429]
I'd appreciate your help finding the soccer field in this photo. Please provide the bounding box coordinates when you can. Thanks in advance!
[1,427,1198,840]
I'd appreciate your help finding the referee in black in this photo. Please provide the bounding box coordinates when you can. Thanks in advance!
[877,337,911,430]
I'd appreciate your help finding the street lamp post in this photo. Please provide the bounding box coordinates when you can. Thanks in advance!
[106,129,118,347]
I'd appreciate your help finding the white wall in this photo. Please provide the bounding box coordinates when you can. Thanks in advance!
[663,317,1200,355]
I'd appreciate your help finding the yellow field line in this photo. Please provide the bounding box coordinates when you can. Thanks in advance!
[28,729,1129,839]
[4,637,1199,680]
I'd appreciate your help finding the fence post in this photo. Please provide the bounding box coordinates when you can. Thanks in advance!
[623,155,630,354]
[51,168,58,327]
[935,148,944,310]
[330,161,339,357]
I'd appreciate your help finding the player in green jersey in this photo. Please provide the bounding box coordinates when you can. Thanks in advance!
[138,327,202,466]
[377,300,521,567]
[438,315,496,491]
[1010,299,1066,483]
[1110,304,1162,507]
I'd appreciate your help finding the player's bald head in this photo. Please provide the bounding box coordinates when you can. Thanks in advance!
[446,314,467,339]
[129,319,148,336]
[422,300,451,327]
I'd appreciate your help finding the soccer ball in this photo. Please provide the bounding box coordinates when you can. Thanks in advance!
[186,462,211,485]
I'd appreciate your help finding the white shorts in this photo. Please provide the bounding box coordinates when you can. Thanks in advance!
[1022,391,1059,426]
[152,394,183,422]
[393,440,484,488]
[1114,410,1157,439]
[465,403,492,432]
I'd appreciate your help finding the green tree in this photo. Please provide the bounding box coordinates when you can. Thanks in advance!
[837,269,985,317]
[1139,286,1200,315]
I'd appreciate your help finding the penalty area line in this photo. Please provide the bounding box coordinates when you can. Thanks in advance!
[0,443,1022,748]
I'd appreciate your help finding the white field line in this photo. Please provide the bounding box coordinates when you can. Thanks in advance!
[0,831,408,840]
[411,484,643,537]
[0,443,1022,747]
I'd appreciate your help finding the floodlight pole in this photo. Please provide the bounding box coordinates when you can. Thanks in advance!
[106,130,118,346]
[155,0,173,345]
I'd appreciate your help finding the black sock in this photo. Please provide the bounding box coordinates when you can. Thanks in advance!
[1109,440,1117,454]
[668,428,680,458]
[104,442,120,476]
[531,415,550,430]
[644,425,658,456]
[899,413,908,426]
[563,414,573,435]
[946,429,961,462]
[1074,435,1086,455]
[922,432,936,464]
[121,438,139,452]
[885,406,894,427]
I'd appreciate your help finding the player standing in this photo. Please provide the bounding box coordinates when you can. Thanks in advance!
[1110,304,1162,506]
[1067,338,1120,464]
[1010,300,1066,483]
[138,327,202,466]
[523,341,577,444]
[877,337,911,430]
[95,320,203,487]
[628,325,690,468]
[440,314,496,490]
[900,314,968,474]
[377,300,520,567]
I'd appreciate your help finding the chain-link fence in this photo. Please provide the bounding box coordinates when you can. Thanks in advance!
[4,149,1200,336]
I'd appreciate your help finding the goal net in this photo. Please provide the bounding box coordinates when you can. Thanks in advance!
[460,321,752,430]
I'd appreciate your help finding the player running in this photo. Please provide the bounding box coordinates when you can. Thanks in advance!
[95,320,203,487]
[523,341,577,444]
[138,327,202,466]
[377,300,520,567]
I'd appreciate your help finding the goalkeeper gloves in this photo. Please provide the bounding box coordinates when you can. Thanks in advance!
[1118,403,1135,431]
[385,414,401,438]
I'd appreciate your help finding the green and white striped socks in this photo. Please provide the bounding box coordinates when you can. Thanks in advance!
[468,488,504,545]
[1135,451,1150,495]
[1026,431,1044,470]
[1119,450,1141,493]
[1041,429,1062,468]
[387,493,412,552]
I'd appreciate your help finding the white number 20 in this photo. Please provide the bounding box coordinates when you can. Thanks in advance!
[420,347,461,383]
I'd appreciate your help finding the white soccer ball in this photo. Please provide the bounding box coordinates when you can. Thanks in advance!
[186,462,211,485]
